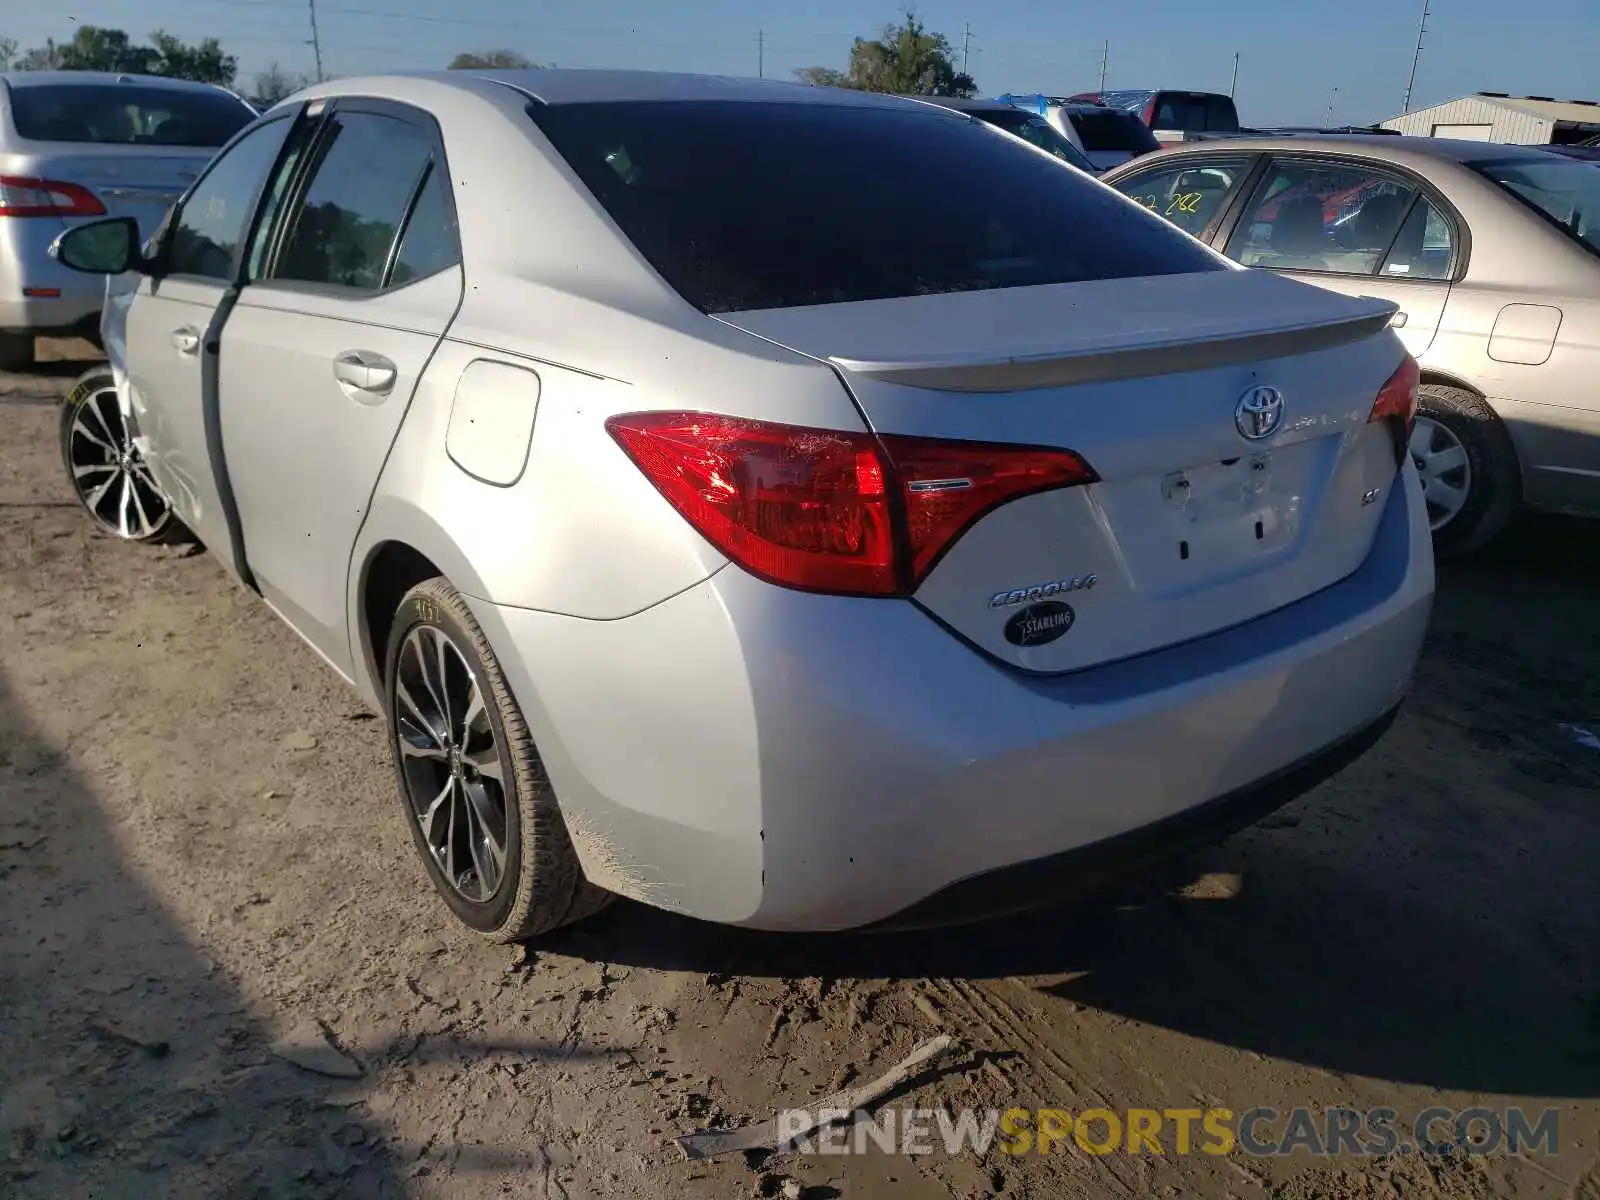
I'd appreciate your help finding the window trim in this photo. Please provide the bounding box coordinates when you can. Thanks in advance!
[155,110,302,286]
[1213,151,1470,284]
[251,95,462,299]
[1109,153,1264,242]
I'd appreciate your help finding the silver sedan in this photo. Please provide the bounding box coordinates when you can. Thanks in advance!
[49,71,1432,938]
[1105,135,1600,553]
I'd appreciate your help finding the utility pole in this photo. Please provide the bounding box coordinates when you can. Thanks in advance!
[1230,51,1239,98]
[1402,0,1431,114]
[757,29,764,79]
[307,0,324,82]
[1098,41,1108,93]
[960,23,971,75]
[1325,86,1339,126]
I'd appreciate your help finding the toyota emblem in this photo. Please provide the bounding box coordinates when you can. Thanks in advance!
[1235,385,1285,440]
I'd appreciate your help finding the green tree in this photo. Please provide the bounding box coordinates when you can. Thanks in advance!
[795,12,976,97]
[13,27,237,86]
[448,50,534,69]
[148,30,238,86]
[0,37,18,71]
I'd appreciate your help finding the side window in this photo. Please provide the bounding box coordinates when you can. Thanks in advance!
[1225,160,1418,276]
[388,164,461,287]
[166,117,294,281]
[1381,198,1455,280]
[1109,157,1252,237]
[271,110,434,290]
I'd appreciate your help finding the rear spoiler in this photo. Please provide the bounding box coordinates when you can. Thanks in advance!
[828,307,1397,393]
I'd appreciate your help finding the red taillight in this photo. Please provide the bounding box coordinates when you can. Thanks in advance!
[1368,353,1420,467]
[1141,97,1158,126]
[606,412,1097,597]
[0,175,107,218]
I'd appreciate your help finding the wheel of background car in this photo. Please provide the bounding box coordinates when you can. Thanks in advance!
[383,577,612,942]
[0,331,34,372]
[1412,384,1520,556]
[57,368,192,545]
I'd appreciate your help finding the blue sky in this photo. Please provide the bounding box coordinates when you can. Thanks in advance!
[7,0,1597,126]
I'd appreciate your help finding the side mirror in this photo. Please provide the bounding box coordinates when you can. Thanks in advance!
[50,217,143,275]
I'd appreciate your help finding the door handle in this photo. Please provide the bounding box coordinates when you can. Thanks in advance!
[171,327,201,355]
[332,351,398,398]
[1389,311,1409,329]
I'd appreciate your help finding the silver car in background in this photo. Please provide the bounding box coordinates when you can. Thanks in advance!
[49,71,1432,940]
[1105,136,1600,553]
[0,70,256,370]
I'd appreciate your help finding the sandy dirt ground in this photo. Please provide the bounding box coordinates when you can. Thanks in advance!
[1,343,1597,1200]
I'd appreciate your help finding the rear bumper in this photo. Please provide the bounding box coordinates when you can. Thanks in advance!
[469,463,1434,932]
[0,225,104,335]
[866,701,1399,930]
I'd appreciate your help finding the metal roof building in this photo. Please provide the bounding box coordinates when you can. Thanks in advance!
[1381,92,1600,144]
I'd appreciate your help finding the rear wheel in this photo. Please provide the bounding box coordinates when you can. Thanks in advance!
[1412,384,1519,557]
[383,577,611,942]
[0,332,34,372]
[57,369,191,544]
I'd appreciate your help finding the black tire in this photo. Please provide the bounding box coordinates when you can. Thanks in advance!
[1415,384,1520,558]
[383,577,612,942]
[0,331,34,372]
[58,369,193,545]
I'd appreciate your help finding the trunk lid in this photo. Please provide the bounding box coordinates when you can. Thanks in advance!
[35,149,212,237]
[715,269,1406,673]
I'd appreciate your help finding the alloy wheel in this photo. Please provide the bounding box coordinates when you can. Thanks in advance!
[392,625,510,903]
[1410,416,1473,532]
[66,386,173,540]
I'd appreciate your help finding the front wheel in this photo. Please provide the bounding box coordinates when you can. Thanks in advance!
[383,578,612,942]
[1412,384,1520,557]
[58,369,191,544]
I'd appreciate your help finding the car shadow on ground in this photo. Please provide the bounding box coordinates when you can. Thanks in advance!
[0,665,411,1198]
[545,509,1600,1102]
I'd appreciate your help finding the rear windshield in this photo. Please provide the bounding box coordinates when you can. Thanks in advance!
[970,109,1098,172]
[529,100,1221,313]
[1154,93,1240,133]
[8,83,253,147]
[1471,156,1600,257]
[1068,110,1161,154]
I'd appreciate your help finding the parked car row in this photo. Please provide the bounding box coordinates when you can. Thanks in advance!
[46,69,1433,941]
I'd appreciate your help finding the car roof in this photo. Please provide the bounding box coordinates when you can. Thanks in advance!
[1121,133,1565,169]
[910,96,1025,115]
[0,69,236,95]
[297,68,955,111]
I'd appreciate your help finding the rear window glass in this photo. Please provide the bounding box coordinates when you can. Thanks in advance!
[529,100,1221,313]
[1069,110,1161,153]
[972,110,1097,172]
[9,84,253,147]
[1154,93,1239,133]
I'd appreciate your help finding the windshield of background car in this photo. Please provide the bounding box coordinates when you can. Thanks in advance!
[974,110,1097,171]
[1068,110,1161,154]
[1472,157,1600,256]
[528,100,1222,313]
[9,84,254,147]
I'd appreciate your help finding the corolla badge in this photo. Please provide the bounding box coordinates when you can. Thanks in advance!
[988,573,1098,609]
[1235,385,1285,440]
[1003,601,1075,647]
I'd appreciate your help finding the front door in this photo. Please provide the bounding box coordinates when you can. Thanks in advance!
[1220,156,1460,359]
[218,101,463,672]
[121,114,297,573]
